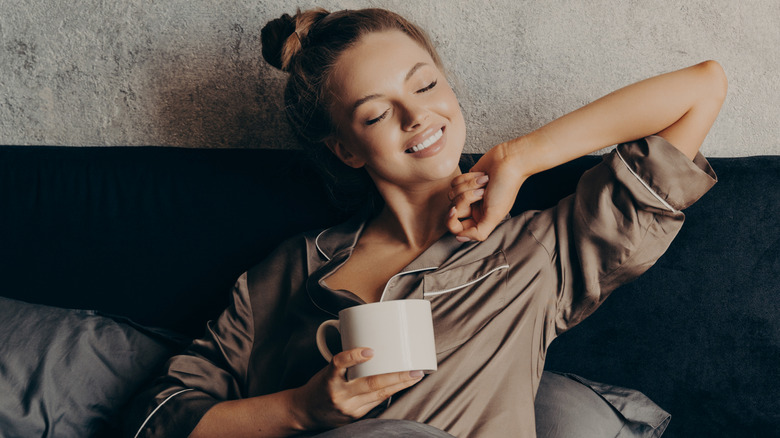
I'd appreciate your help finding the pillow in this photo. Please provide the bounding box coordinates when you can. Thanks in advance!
[535,371,670,438]
[0,297,181,437]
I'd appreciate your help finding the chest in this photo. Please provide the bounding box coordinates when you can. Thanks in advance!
[261,236,557,394]
[323,243,426,303]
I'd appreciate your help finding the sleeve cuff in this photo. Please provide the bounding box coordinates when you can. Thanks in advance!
[129,387,219,438]
[608,135,717,212]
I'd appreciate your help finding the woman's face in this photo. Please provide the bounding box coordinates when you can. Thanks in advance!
[326,30,467,192]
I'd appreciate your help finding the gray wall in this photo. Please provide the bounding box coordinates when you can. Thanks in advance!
[1,0,777,156]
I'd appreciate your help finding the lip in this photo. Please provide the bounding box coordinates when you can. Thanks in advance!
[404,124,446,157]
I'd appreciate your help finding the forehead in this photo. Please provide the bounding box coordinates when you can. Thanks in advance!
[329,30,436,104]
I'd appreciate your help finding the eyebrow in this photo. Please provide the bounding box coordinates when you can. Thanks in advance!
[351,62,430,114]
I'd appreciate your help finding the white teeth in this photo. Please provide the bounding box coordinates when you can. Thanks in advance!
[409,129,443,153]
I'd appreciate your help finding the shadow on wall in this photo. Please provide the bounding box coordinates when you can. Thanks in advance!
[149,35,297,149]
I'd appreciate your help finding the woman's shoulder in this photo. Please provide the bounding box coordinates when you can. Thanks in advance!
[244,232,314,275]
[244,224,346,277]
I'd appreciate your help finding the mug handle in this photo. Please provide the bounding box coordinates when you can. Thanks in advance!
[316,319,340,362]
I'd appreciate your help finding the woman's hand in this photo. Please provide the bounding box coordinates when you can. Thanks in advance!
[291,347,424,431]
[447,141,529,242]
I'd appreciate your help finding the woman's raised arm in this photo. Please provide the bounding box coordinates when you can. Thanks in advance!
[448,60,727,241]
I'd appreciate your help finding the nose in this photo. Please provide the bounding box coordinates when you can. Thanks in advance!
[401,103,429,132]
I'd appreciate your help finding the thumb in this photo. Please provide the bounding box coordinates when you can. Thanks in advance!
[456,200,505,242]
[459,177,519,241]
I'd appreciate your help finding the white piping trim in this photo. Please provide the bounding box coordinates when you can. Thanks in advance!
[314,229,331,261]
[133,388,195,438]
[423,264,509,297]
[616,149,678,213]
[379,266,438,302]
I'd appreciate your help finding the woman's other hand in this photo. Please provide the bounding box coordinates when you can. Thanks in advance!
[292,347,424,431]
[447,142,529,242]
[188,347,423,437]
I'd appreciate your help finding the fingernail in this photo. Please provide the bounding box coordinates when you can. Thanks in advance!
[361,349,374,357]
[476,175,489,185]
[456,236,471,242]
[448,206,457,218]
[410,370,424,378]
[473,188,485,197]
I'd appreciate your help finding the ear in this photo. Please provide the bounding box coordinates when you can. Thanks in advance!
[324,137,366,169]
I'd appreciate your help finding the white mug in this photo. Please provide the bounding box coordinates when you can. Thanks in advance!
[316,299,437,380]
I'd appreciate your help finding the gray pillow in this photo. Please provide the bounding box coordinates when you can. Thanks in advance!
[536,371,671,438]
[0,297,178,437]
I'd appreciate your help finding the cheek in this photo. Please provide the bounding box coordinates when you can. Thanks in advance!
[441,89,466,147]
[353,130,400,162]
[437,86,459,112]
[438,87,466,130]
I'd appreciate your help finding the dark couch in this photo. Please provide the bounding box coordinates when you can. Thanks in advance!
[1,145,777,437]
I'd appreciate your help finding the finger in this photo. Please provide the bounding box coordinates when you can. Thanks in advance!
[450,171,485,189]
[448,173,489,200]
[456,213,504,242]
[446,206,465,235]
[352,372,425,410]
[331,348,374,375]
[334,370,423,419]
[450,188,484,216]
[447,187,486,236]
[453,218,478,242]
[351,370,424,398]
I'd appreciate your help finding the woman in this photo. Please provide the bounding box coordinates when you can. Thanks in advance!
[128,7,724,438]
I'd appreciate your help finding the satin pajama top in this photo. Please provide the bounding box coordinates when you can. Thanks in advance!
[128,136,717,438]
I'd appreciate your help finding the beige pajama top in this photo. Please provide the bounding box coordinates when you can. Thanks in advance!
[130,136,716,438]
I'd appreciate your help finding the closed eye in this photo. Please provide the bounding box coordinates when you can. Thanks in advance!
[416,80,437,93]
[364,79,436,126]
[366,110,389,126]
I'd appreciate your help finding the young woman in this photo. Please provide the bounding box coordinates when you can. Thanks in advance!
[128,7,724,438]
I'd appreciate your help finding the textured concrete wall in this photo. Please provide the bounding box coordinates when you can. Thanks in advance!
[1,0,777,156]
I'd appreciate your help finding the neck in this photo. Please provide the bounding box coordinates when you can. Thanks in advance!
[365,174,458,250]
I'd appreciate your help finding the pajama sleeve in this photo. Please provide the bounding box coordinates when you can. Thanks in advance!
[522,135,717,334]
[124,272,255,438]
[125,236,306,438]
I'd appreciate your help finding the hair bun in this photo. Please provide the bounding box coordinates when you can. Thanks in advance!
[260,13,296,71]
[261,8,330,72]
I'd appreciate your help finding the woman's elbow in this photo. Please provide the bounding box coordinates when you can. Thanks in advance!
[697,60,728,104]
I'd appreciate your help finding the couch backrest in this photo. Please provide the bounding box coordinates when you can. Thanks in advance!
[0,146,344,338]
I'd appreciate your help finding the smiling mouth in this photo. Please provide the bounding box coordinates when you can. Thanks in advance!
[405,128,443,154]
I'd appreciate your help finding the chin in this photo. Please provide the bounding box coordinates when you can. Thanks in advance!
[428,154,462,181]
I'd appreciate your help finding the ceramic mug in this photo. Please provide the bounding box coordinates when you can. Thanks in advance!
[315,299,437,380]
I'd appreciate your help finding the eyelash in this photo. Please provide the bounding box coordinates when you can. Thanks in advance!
[416,80,437,94]
[366,111,387,126]
[365,80,438,126]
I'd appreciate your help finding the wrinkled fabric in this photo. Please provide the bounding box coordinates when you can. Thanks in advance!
[127,136,716,438]
[310,419,455,437]
[552,373,671,437]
